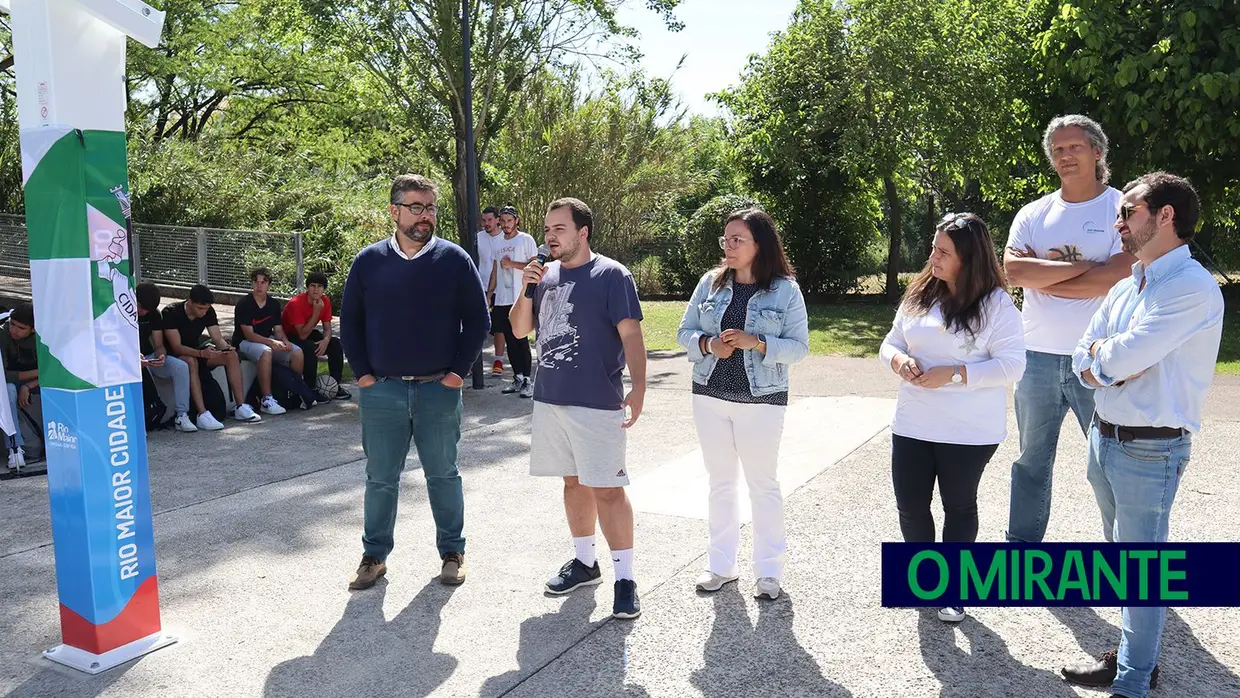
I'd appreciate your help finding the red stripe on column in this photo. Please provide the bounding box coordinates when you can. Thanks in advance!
[59,576,162,654]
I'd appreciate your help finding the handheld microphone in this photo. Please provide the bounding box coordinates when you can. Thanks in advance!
[524,244,551,299]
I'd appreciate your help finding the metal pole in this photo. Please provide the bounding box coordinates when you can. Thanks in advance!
[294,232,305,292]
[196,227,208,285]
[463,0,485,390]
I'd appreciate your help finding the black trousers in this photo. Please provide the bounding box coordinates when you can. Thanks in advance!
[298,329,344,387]
[492,304,532,377]
[891,434,999,543]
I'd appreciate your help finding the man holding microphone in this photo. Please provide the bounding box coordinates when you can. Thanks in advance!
[340,174,490,591]
[510,197,648,620]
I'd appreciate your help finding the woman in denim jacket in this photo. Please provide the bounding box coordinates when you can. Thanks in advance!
[676,208,810,601]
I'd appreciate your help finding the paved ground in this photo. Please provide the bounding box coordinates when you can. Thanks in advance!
[2,352,1239,697]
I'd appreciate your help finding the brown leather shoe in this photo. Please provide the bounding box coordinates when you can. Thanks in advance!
[348,555,387,590]
[440,552,466,585]
[1061,650,1159,689]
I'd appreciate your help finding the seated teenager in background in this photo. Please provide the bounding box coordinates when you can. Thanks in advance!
[162,284,262,427]
[2,302,37,468]
[136,282,200,433]
[282,272,350,400]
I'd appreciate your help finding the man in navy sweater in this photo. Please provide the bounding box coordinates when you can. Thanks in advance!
[340,173,490,591]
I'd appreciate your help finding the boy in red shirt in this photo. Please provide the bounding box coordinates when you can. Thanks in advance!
[282,272,350,400]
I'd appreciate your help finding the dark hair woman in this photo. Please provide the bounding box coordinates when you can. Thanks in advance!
[676,208,810,601]
[878,212,1026,623]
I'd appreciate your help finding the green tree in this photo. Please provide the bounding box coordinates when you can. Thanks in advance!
[303,0,684,247]
[1034,0,1240,257]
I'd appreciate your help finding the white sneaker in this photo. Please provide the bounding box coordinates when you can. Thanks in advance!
[754,577,781,600]
[174,413,198,433]
[234,404,262,422]
[8,447,24,470]
[260,396,287,415]
[197,411,225,431]
[695,571,738,592]
[519,377,534,399]
[938,606,966,623]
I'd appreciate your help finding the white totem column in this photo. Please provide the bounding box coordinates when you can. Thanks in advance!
[6,0,174,674]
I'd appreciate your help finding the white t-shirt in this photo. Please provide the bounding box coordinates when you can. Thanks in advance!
[477,230,538,306]
[879,288,1027,446]
[1006,187,1125,355]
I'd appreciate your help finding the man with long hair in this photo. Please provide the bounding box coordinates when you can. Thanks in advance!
[1004,115,1135,544]
[510,197,648,620]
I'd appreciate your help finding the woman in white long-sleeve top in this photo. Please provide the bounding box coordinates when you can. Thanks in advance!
[878,212,1026,623]
[676,208,810,601]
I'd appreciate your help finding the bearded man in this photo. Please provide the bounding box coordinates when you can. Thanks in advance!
[339,173,490,590]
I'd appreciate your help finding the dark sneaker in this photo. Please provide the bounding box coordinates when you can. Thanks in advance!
[1061,650,1160,689]
[439,552,466,585]
[314,391,334,404]
[613,579,641,619]
[502,379,520,394]
[545,558,603,595]
[348,555,386,590]
[334,387,352,401]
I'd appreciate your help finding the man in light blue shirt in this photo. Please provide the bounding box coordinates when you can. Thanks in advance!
[1062,172,1223,698]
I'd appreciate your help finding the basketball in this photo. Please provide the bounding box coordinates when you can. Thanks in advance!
[316,375,339,398]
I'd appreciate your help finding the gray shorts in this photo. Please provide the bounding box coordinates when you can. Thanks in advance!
[238,340,298,367]
[530,401,628,488]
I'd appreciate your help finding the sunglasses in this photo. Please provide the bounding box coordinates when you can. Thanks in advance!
[940,213,973,232]
[1117,203,1147,221]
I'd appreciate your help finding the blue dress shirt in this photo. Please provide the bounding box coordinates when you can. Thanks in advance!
[1072,244,1224,433]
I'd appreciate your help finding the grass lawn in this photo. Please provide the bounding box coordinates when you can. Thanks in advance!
[642,300,1240,375]
[641,300,893,357]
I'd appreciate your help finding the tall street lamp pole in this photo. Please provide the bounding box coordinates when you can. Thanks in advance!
[462,0,485,389]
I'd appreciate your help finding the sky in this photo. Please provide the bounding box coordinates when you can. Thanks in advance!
[610,0,800,117]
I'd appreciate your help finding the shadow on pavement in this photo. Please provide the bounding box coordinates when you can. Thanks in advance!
[3,652,134,698]
[916,609,1079,697]
[263,578,458,698]
[692,586,852,697]
[1051,605,1240,696]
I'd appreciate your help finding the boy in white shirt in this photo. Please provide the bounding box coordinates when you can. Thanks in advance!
[476,206,506,374]
[485,205,539,397]
[1003,115,1135,543]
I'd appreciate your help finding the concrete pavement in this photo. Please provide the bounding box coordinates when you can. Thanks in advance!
[1,352,1239,697]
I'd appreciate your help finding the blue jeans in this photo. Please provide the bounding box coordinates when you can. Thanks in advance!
[6,381,26,448]
[359,378,465,560]
[1087,422,1190,698]
[1007,350,1097,542]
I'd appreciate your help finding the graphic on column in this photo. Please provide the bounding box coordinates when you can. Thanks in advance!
[22,126,161,655]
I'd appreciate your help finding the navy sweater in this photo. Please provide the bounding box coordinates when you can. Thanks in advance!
[340,237,490,380]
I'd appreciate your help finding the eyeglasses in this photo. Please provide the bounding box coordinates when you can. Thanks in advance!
[718,235,752,250]
[395,202,437,216]
[1117,203,1147,221]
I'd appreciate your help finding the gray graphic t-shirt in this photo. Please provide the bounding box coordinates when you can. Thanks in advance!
[532,254,643,411]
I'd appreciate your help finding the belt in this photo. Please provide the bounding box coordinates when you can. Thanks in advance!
[400,372,446,383]
[1096,419,1185,442]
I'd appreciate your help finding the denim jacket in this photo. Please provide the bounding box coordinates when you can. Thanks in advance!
[676,271,810,396]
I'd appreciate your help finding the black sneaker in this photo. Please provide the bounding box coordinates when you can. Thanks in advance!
[334,387,352,401]
[545,558,603,595]
[1061,650,1160,689]
[613,579,641,619]
[314,391,334,404]
[502,379,520,394]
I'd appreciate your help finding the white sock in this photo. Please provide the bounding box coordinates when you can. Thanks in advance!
[496,352,506,361]
[612,549,634,581]
[574,536,596,567]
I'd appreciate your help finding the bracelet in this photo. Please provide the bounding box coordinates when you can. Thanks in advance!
[702,336,712,355]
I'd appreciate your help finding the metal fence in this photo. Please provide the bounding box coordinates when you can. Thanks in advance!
[0,214,305,297]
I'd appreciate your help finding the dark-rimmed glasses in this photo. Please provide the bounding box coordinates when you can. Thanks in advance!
[395,202,438,216]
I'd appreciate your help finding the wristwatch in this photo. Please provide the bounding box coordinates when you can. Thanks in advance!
[951,366,963,384]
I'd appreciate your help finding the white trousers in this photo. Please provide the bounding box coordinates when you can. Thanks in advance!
[692,394,787,580]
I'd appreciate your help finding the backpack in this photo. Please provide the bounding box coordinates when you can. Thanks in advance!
[141,367,174,431]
